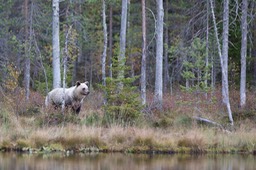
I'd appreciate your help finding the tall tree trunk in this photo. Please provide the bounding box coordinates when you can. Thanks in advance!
[163,0,169,93]
[141,0,147,105]
[102,0,107,87]
[154,0,164,109]
[249,2,256,87]
[102,0,108,104]
[222,0,229,104]
[118,0,128,89]
[62,26,69,112]
[222,0,233,125]
[52,0,61,88]
[89,52,93,90]
[127,0,134,78]
[205,0,209,98]
[24,0,30,101]
[108,4,113,78]
[72,1,82,85]
[253,20,256,86]
[209,0,234,125]
[240,0,248,107]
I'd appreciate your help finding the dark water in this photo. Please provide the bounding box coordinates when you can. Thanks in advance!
[0,152,255,170]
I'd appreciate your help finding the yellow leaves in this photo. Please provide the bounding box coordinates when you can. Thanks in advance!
[65,26,80,62]
[1,64,25,110]
[43,27,80,63]
[4,64,20,92]
[127,47,141,71]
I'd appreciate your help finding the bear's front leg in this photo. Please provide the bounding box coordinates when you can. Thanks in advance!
[72,101,81,114]
[75,106,81,114]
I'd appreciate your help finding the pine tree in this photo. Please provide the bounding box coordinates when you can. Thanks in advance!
[181,38,211,93]
[100,57,142,126]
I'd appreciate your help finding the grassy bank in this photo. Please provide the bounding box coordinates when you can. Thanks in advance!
[0,89,256,154]
[1,124,256,154]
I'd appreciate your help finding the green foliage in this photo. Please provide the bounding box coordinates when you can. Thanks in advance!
[181,38,211,93]
[40,113,80,127]
[34,64,52,94]
[173,115,192,127]
[0,108,10,129]
[100,57,142,126]
[152,114,173,128]
[80,112,101,126]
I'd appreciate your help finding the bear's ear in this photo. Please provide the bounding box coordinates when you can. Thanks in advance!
[85,81,89,86]
[76,81,81,87]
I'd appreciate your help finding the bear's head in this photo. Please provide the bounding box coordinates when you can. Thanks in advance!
[75,81,90,96]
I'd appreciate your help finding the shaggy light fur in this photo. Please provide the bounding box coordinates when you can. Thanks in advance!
[45,81,90,113]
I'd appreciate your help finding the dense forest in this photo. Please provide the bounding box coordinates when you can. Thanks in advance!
[1,0,256,154]
[0,0,256,124]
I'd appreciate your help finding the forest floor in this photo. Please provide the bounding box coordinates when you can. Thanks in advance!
[0,87,256,154]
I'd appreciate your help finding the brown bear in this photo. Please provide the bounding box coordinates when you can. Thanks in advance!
[45,81,90,114]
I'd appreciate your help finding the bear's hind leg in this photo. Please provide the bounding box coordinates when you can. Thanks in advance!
[75,106,81,114]
[72,102,81,114]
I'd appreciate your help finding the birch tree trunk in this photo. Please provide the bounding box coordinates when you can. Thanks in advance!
[24,0,30,101]
[61,25,72,112]
[141,0,147,105]
[205,0,209,98]
[102,0,107,88]
[240,0,248,107]
[52,0,61,88]
[222,0,229,104]
[154,0,164,108]
[108,4,113,78]
[209,0,234,125]
[118,0,128,89]
[102,0,108,105]
[222,0,233,125]
[24,69,30,98]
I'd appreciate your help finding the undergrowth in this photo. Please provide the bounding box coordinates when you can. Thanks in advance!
[0,88,256,153]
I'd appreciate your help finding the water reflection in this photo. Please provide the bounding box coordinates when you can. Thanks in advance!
[0,152,255,170]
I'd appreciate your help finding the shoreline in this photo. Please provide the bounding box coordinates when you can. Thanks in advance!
[1,122,256,156]
[1,142,256,155]
[1,123,256,156]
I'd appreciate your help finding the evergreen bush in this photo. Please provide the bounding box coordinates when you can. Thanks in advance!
[100,58,142,126]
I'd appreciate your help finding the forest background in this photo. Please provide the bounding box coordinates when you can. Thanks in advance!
[0,0,256,153]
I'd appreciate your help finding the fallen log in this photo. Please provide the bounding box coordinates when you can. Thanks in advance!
[193,116,223,128]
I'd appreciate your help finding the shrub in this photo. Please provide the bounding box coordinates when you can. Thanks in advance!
[100,58,142,126]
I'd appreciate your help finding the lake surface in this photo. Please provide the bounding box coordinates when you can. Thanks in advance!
[0,152,255,170]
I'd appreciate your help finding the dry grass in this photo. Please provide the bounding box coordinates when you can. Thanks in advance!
[0,88,256,154]
[1,121,255,153]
